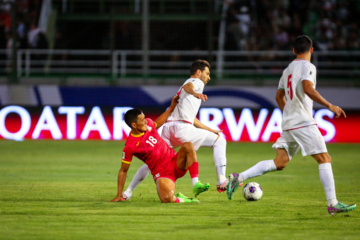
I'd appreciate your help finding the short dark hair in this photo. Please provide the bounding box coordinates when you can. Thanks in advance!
[124,109,143,128]
[190,59,210,75]
[293,35,312,54]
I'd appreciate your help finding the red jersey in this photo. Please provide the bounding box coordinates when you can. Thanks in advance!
[122,118,177,176]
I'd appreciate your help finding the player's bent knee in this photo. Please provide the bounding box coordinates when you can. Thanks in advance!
[156,179,176,203]
[160,193,175,203]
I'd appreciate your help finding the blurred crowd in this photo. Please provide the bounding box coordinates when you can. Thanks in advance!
[1,0,359,53]
[225,0,360,51]
[0,0,48,53]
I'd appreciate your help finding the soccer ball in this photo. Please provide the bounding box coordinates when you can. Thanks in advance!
[242,182,263,201]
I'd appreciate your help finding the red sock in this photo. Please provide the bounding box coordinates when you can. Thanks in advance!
[188,162,199,178]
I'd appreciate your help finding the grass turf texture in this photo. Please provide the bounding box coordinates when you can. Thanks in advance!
[0,140,359,240]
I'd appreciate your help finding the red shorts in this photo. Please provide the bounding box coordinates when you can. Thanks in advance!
[152,154,187,183]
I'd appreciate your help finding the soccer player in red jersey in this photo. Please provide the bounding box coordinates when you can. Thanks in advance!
[110,96,201,203]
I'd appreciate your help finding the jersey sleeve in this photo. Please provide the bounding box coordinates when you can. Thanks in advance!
[301,63,316,84]
[122,146,133,164]
[191,79,204,92]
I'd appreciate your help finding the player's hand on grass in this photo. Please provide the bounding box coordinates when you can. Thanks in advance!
[328,104,346,118]
[110,196,126,202]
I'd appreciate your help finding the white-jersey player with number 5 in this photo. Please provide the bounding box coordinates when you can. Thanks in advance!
[227,35,356,215]
[122,60,230,200]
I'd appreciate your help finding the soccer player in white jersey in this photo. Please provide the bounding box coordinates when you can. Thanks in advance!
[227,35,356,215]
[122,60,229,200]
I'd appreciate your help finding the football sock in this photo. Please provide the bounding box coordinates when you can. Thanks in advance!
[213,136,227,185]
[191,177,199,186]
[217,175,227,185]
[123,188,133,199]
[319,163,338,207]
[188,162,199,187]
[124,164,150,197]
[239,160,277,182]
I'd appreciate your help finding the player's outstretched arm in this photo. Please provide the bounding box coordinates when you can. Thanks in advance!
[154,95,179,129]
[194,118,223,134]
[110,162,130,202]
[302,80,346,118]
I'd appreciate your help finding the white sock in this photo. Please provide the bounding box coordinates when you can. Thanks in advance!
[319,163,338,207]
[217,175,227,185]
[123,188,133,199]
[191,177,199,187]
[213,136,227,185]
[239,160,277,182]
[123,164,150,198]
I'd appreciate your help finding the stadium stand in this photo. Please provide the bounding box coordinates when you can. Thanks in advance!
[0,0,359,86]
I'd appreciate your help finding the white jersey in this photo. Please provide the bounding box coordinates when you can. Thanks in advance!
[167,78,205,124]
[278,59,317,131]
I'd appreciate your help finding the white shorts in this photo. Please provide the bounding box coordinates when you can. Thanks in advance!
[272,125,327,160]
[161,121,218,150]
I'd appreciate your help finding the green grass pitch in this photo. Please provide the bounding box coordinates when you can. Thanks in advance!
[0,140,359,240]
